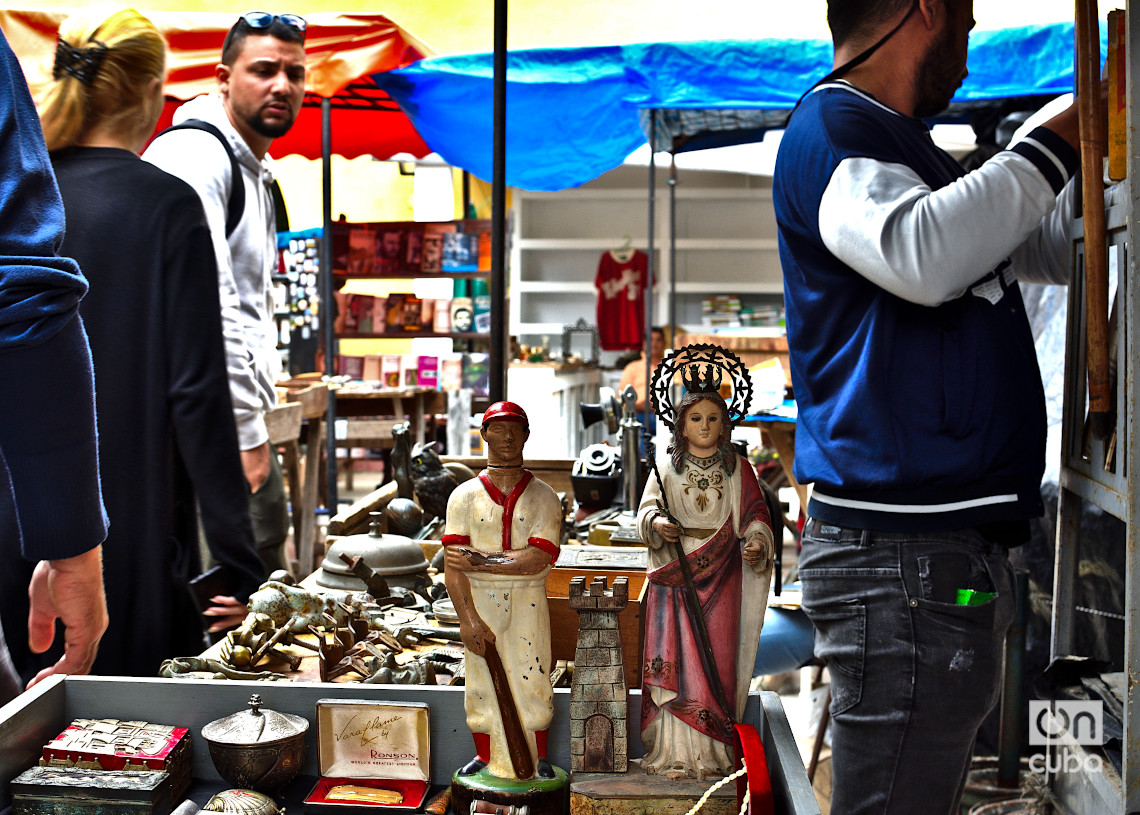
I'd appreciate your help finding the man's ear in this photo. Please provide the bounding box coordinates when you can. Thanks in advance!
[480,425,488,443]
[916,0,940,31]
[216,62,231,97]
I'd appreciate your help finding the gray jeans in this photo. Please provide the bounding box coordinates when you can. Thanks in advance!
[799,519,1016,815]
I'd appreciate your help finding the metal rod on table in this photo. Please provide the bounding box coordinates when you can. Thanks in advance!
[489,0,508,402]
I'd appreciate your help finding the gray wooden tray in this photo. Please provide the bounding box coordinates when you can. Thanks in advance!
[0,677,818,814]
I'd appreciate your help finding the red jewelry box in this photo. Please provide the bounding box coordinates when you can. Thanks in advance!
[39,718,191,801]
[304,700,430,814]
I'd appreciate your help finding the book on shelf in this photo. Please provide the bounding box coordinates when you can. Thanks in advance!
[347,225,375,276]
[370,296,388,331]
[465,219,493,272]
[441,231,478,272]
[450,296,474,333]
[338,355,365,379]
[384,293,406,330]
[361,355,382,381]
[421,222,457,273]
[417,356,439,388]
[462,352,490,397]
[472,278,491,333]
[381,354,401,388]
[432,298,451,333]
[403,296,423,332]
[399,355,419,388]
[439,354,463,391]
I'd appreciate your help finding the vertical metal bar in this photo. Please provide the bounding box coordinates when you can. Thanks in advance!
[998,570,1029,787]
[320,96,338,511]
[489,0,508,402]
[644,113,656,430]
[669,154,677,334]
[1123,5,1140,808]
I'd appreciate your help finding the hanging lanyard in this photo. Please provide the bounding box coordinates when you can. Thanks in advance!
[786,0,921,121]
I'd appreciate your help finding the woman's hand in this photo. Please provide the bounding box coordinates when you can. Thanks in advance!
[203,595,249,633]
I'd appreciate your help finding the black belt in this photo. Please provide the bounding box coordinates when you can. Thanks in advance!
[804,518,1029,548]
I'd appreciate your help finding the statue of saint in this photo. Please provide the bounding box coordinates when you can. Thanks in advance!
[637,357,775,779]
[444,401,563,780]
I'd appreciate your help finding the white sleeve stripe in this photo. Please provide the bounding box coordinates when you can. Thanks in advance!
[1015,136,1069,183]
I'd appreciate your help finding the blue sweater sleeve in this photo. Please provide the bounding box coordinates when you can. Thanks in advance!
[0,29,107,560]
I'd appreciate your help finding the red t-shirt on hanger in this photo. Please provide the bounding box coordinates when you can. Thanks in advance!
[595,249,650,351]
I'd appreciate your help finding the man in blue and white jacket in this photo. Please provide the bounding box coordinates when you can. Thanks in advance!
[773,0,1086,812]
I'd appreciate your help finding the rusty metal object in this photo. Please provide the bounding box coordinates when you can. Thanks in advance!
[157,657,290,682]
[248,581,366,632]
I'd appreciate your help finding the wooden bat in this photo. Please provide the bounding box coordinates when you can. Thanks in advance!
[481,639,536,779]
[1076,0,1112,439]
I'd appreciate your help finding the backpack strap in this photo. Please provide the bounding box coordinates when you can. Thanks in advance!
[155,118,245,237]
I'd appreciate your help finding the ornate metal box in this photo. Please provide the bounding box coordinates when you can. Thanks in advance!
[12,766,172,815]
[39,718,191,801]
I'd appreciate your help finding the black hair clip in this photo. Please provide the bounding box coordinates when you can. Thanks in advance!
[52,36,108,86]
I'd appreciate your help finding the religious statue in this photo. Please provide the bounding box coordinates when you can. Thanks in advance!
[443,401,565,796]
[637,345,775,779]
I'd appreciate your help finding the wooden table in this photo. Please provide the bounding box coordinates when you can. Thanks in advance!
[334,385,444,447]
[280,381,330,575]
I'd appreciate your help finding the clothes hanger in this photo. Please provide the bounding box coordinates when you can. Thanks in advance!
[610,234,635,263]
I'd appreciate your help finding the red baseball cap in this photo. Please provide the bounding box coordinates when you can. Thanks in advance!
[482,401,529,427]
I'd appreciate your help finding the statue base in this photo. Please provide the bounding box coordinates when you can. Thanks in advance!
[451,764,569,815]
[570,759,738,815]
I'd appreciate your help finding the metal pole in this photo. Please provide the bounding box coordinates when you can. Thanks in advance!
[644,112,656,431]
[489,0,508,402]
[669,154,677,333]
[998,569,1029,787]
[320,96,338,510]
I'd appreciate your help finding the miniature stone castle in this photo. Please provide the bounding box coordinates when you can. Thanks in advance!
[568,575,629,773]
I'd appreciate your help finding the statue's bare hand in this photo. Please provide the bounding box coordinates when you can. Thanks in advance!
[652,515,681,545]
[743,534,773,574]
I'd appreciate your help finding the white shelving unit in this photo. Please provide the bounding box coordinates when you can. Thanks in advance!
[510,165,782,345]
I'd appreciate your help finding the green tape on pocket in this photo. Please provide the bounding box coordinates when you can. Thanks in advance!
[956,588,995,605]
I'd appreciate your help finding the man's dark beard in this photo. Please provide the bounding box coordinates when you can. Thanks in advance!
[247,109,296,139]
[912,27,965,119]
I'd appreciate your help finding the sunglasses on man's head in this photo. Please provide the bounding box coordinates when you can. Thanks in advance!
[238,11,307,38]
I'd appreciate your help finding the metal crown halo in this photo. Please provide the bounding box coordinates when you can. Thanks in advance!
[649,343,753,433]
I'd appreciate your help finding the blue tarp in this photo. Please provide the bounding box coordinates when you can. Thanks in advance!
[373,22,1102,192]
